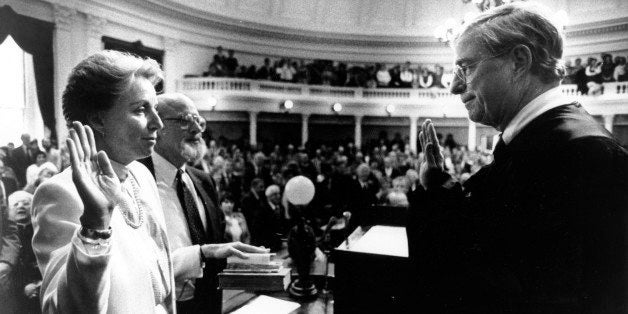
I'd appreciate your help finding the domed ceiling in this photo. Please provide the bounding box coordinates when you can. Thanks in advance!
[149,0,627,38]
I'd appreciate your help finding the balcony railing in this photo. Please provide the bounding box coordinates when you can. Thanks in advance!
[177,77,628,102]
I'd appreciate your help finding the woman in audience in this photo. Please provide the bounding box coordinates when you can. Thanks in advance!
[23,167,57,194]
[24,151,57,187]
[220,194,250,244]
[31,50,262,313]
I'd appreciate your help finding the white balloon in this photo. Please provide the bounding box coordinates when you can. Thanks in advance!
[284,175,315,205]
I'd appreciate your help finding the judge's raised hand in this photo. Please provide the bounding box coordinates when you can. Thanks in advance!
[201,242,270,260]
[67,121,120,230]
[418,119,446,190]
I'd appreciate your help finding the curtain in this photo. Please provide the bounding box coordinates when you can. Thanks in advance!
[0,5,54,141]
[24,53,46,142]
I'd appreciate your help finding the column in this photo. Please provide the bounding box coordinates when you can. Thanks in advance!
[354,115,363,150]
[409,116,418,154]
[603,114,615,133]
[301,114,309,147]
[53,4,78,144]
[468,119,477,151]
[86,14,107,55]
[249,111,258,148]
[162,37,180,93]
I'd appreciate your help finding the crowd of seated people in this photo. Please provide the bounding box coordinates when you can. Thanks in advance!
[190,132,494,248]
[0,134,63,314]
[563,52,628,95]
[202,46,452,89]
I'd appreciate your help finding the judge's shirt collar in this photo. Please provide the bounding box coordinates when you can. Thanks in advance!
[109,159,130,182]
[502,86,569,144]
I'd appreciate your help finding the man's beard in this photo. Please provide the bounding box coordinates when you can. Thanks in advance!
[180,138,206,164]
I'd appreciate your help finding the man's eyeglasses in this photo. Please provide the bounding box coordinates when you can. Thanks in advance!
[453,50,509,85]
[162,113,206,131]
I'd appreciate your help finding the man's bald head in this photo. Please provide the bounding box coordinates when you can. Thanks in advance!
[155,93,206,167]
[156,93,196,116]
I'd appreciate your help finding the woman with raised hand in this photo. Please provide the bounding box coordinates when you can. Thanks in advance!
[31,50,262,314]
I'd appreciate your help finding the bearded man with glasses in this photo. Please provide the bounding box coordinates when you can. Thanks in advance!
[151,93,267,314]
[406,3,628,313]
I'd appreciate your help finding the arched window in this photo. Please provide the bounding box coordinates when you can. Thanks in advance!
[0,35,44,146]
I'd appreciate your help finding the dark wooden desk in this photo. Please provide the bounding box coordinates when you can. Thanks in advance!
[222,246,334,314]
[333,225,411,314]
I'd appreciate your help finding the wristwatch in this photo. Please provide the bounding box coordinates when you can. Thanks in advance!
[80,226,112,239]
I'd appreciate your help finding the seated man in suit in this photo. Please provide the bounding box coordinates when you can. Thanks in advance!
[241,178,271,248]
[348,163,380,227]
[408,3,628,313]
[9,134,34,187]
[153,93,267,314]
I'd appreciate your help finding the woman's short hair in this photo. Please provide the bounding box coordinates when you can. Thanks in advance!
[454,2,565,83]
[62,50,163,128]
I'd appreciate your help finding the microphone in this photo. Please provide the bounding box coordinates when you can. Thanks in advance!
[343,211,352,248]
[321,216,337,245]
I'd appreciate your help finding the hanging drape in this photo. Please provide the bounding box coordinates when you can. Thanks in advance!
[0,5,55,141]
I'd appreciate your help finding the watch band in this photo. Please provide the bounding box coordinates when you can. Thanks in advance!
[80,226,112,240]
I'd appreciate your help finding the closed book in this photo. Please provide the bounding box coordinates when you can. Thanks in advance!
[224,261,282,273]
[219,267,291,291]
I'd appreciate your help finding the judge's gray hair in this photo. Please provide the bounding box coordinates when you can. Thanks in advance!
[454,2,565,83]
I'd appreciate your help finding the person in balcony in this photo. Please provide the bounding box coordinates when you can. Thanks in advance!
[613,56,626,82]
[600,53,615,82]
[256,58,273,80]
[375,63,391,87]
[224,49,238,77]
[573,58,588,94]
[400,62,414,88]
[433,65,446,88]
[321,63,336,86]
[585,57,603,95]
[277,59,295,82]
[388,64,402,88]
[418,67,435,89]
[208,55,225,77]
[562,59,575,84]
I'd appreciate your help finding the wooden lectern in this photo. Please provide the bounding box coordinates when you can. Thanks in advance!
[333,225,412,313]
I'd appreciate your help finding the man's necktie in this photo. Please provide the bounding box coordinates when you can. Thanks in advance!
[175,169,205,245]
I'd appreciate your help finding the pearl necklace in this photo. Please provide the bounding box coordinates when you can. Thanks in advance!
[119,174,144,229]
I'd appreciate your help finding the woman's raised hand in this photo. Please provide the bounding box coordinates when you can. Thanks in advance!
[67,121,120,230]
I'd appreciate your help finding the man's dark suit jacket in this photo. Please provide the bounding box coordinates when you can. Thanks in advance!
[9,146,34,187]
[242,162,272,191]
[346,176,380,227]
[241,192,280,250]
[407,103,628,314]
[183,166,226,314]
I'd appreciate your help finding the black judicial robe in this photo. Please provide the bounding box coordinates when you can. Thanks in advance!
[407,103,628,314]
